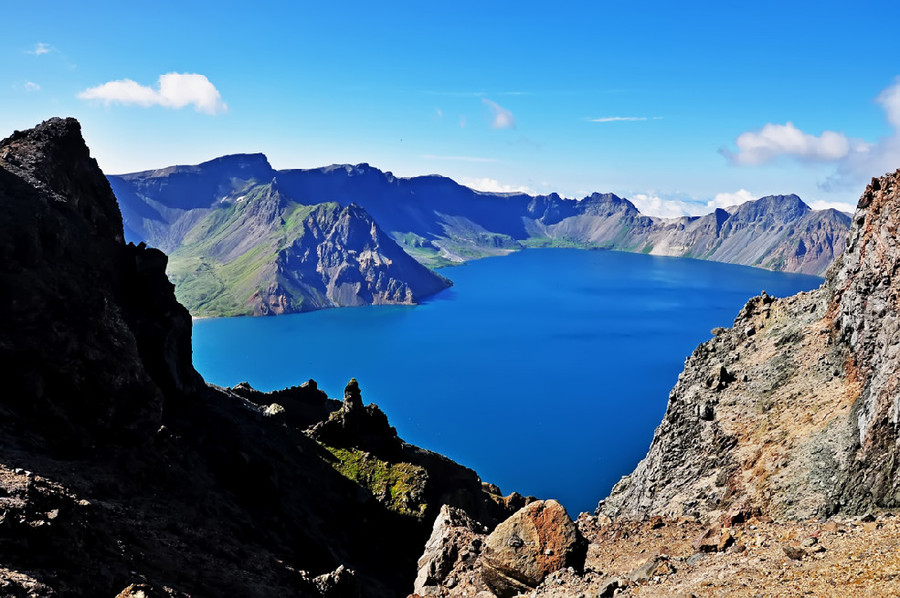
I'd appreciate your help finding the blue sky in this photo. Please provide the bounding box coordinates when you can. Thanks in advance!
[3,0,900,215]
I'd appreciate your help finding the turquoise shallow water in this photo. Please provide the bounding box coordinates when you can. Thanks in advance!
[192,248,822,515]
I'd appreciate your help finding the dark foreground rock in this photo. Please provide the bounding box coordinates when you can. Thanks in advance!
[0,118,516,597]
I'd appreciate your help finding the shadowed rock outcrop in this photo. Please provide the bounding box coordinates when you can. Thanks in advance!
[0,117,202,453]
[0,118,514,597]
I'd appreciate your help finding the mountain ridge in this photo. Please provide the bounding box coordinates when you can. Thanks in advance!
[111,156,850,307]
[118,165,452,317]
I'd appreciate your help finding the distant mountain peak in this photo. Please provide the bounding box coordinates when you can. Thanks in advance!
[199,152,273,171]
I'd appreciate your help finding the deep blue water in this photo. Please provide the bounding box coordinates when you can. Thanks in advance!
[192,249,822,515]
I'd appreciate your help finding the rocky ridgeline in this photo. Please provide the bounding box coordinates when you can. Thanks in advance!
[111,159,451,317]
[602,169,900,523]
[113,154,849,319]
[0,118,517,597]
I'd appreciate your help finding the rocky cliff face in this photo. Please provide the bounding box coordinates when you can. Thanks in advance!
[161,180,450,317]
[642,195,849,275]
[266,202,451,314]
[601,169,900,522]
[0,117,202,452]
[0,118,513,597]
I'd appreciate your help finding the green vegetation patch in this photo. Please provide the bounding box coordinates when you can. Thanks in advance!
[282,202,321,234]
[322,445,429,518]
[520,236,592,249]
[167,256,247,317]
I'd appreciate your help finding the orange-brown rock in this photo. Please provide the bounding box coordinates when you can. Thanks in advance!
[481,499,585,596]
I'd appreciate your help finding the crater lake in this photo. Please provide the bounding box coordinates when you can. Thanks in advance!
[192,248,822,514]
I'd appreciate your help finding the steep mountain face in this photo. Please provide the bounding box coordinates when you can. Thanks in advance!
[111,153,276,250]
[0,118,515,597]
[643,195,849,274]
[601,170,900,522]
[114,157,849,284]
[161,179,450,316]
[274,165,851,275]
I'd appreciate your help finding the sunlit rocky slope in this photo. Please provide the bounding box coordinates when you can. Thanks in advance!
[407,170,900,596]
[601,170,900,523]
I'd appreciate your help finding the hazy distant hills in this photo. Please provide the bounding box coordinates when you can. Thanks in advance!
[109,154,850,316]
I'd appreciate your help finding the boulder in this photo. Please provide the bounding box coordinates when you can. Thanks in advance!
[413,504,488,595]
[481,499,586,597]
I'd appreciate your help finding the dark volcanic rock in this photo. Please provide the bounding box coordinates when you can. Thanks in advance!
[0,118,515,597]
[0,117,202,452]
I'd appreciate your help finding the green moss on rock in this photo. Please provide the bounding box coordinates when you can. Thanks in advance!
[322,445,429,518]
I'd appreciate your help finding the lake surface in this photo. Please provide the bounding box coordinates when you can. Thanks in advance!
[192,248,822,515]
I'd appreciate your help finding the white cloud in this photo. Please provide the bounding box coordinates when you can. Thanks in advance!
[78,73,227,115]
[24,81,40,92]
[482,98,515,129]
[629,193,709,218]
[28,43,53,55]
[461,177,532,194]
[588,116,662,123]
[770,77,900,191]
[877,80,900,128]
[723,122,851,165]
[808,199,855,214]
[707,189,755,210]
[421,154,499,163]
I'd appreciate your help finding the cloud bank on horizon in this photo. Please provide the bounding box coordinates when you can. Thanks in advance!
[78,73,227,115]
[724,78,900,193]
